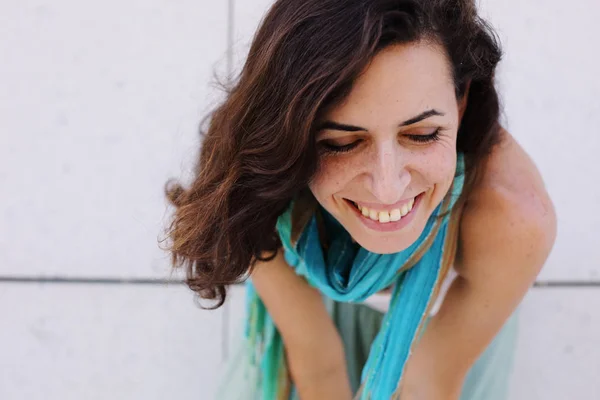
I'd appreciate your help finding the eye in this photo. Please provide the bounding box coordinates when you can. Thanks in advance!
[406,128,442,143]
[319,139,361,154]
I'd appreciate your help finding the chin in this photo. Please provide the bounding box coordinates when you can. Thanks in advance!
[353,231,420,254]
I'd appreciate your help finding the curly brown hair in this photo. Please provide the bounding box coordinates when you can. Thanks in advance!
[161,0,503,308]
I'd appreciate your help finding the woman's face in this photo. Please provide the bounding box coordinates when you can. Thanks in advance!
[309,40,466,254]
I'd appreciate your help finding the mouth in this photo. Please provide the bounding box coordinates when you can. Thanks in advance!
[343,192,425,232]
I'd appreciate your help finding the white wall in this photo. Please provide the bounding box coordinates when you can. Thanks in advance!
[1,0,598,399]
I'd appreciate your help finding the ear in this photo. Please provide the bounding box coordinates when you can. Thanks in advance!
[458,80,471,121]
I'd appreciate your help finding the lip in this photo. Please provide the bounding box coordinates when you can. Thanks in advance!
[344,192,425,233]
[352,196,417,211]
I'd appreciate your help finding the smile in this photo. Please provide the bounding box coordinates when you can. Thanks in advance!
[344,192,425,232]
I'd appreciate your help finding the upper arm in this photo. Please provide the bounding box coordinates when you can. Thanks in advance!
[444,184,556,372]
[456,183,556,297]
[252,249,339,350]
[251,249,351,393]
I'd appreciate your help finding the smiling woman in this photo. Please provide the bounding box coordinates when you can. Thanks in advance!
[162,0,556,399]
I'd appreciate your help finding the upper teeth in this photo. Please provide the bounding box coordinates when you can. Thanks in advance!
[357,198,415,223]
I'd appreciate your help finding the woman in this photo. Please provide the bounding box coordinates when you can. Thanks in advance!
[164,0,557,398]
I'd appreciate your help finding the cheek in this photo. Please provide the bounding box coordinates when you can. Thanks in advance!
[309,157,352,197]
[407,144,456,196]
[424,148,456,187]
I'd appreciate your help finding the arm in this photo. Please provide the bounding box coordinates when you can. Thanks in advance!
[251,249,353,399]
[400,181,557,399]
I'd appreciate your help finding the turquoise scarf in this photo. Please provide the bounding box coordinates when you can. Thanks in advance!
[241,153,466,399]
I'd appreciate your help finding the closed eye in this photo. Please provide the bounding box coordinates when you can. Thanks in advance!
[319,140,361,154]
[406,129,442,143]
[319,129,442,154]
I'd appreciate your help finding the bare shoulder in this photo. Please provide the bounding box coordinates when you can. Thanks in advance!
[474,128,549,204]
[455,128,557,278]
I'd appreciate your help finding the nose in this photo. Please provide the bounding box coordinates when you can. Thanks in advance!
[368,141,410,205]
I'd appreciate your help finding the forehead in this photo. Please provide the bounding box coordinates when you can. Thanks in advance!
[324,41,456,122]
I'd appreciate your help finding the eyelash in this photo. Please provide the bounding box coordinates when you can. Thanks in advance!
[320,129,442,154]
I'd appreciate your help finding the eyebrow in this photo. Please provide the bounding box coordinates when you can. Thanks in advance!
[316,109,445,132]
